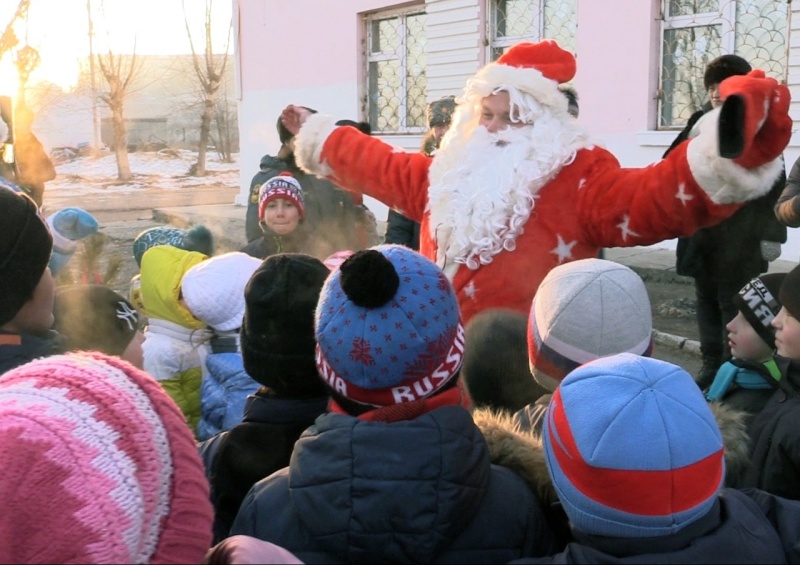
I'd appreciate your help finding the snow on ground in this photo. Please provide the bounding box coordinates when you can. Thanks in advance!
[49,149,240,196]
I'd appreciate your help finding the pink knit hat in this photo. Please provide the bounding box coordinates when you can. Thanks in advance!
[0,352,213,564]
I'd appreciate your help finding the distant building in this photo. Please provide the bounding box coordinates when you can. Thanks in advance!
[24,53,238,152]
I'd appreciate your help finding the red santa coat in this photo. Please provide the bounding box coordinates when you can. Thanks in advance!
[296,115,778,324]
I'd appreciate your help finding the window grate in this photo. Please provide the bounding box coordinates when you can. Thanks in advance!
[659,0,788,129]
[488,0,577,61]
[365,7,427,134]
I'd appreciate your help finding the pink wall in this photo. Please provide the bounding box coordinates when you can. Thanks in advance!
[238,0,415,92]
[576,0,661,133]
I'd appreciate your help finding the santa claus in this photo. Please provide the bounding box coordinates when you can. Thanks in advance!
[281,41,791,324]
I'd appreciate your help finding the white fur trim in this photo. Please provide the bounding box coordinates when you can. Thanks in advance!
[686,107,783,204]
[294,113,337,177]
[468,63,569,116]
[47,214,79,254]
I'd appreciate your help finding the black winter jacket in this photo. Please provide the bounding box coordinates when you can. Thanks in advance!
[740,357,800,500]
[664,110,787,280]
[197,391,328,543]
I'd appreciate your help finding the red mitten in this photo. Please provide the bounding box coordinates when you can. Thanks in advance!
[719,70,792,169]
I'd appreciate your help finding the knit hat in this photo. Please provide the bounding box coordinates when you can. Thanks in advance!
[528,258,653,393]
[132,224,214,267]
[543,353,724,539]
[53,285,140,356]
[704,54,752,90]
[779,263,800,321]
[0,352,213,563]
[0,186,52,327]
[467,40,577,115]
[427,95,456,127]
[46,207,99,276]
[732,273,786,349]
[257,173,305,222]
[240,254,330,397]
[181,252,261,332]
[315,245,464,408]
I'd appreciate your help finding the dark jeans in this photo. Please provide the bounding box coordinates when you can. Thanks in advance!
[694,273,754,358]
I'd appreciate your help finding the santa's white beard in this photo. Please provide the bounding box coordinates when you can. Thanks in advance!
[427,112,590,272]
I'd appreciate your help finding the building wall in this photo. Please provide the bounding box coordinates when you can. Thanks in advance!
[236,0,800,259]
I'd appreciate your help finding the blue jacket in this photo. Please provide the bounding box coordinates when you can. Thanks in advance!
[197,350,260,441]
[0,330,62,375]
[513,488,800,564]
[231,405,554,563]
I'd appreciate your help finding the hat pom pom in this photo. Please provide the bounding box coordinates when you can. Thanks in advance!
[340,250,399,308]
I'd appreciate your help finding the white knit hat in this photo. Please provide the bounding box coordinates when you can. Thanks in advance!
[528,258,653,392]
[181,252,261,332]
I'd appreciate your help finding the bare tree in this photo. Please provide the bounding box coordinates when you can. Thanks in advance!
[0,0,29,61]
[182,0,232,176]
[96,49,141,180]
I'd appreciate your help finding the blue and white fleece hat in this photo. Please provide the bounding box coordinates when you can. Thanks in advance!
[543,353,724,539]
[314,245,464,407]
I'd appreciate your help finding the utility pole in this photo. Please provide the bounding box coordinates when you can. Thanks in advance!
[87,0,101,151]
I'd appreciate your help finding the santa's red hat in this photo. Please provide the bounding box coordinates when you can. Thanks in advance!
[466,39,576,115]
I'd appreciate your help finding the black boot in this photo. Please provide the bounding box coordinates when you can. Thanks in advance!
[696,349,722,391]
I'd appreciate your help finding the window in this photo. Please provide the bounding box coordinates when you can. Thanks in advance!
[364,7,427,134]
[659,0,788,128]
[488,0,577,61]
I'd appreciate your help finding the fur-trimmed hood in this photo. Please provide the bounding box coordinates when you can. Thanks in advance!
[708,401,752,486]
[473,400,752,505]
[471,407,557,506]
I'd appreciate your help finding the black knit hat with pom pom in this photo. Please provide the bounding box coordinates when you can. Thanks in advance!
[314,245,465,410]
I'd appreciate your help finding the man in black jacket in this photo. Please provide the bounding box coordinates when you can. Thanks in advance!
[664,54,787,390]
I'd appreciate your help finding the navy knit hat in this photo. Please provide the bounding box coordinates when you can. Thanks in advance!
[132,225,214,267]
[315,245,464,408]
[732,273,785,349]
[240,254,330,398]
[543,353,724,538]
[0,186,53,326]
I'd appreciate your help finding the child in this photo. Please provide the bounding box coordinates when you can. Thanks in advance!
[740,264,800,500]
[180,252,262,441]
[240,172,308,259]
[130,224,214,311]
[230,246,555,563]
[198,253,331,543]
[53,284,146,369]
[139,244,212,435]
[530,353,800,563]
[513,258,653,436]
[0,187,62,374]
[0,352,213,563]
[705,273,785,427]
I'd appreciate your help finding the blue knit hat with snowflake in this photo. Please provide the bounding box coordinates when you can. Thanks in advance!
[315,245,465,411]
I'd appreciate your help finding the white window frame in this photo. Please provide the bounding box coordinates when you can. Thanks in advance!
[364,5,427,135]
